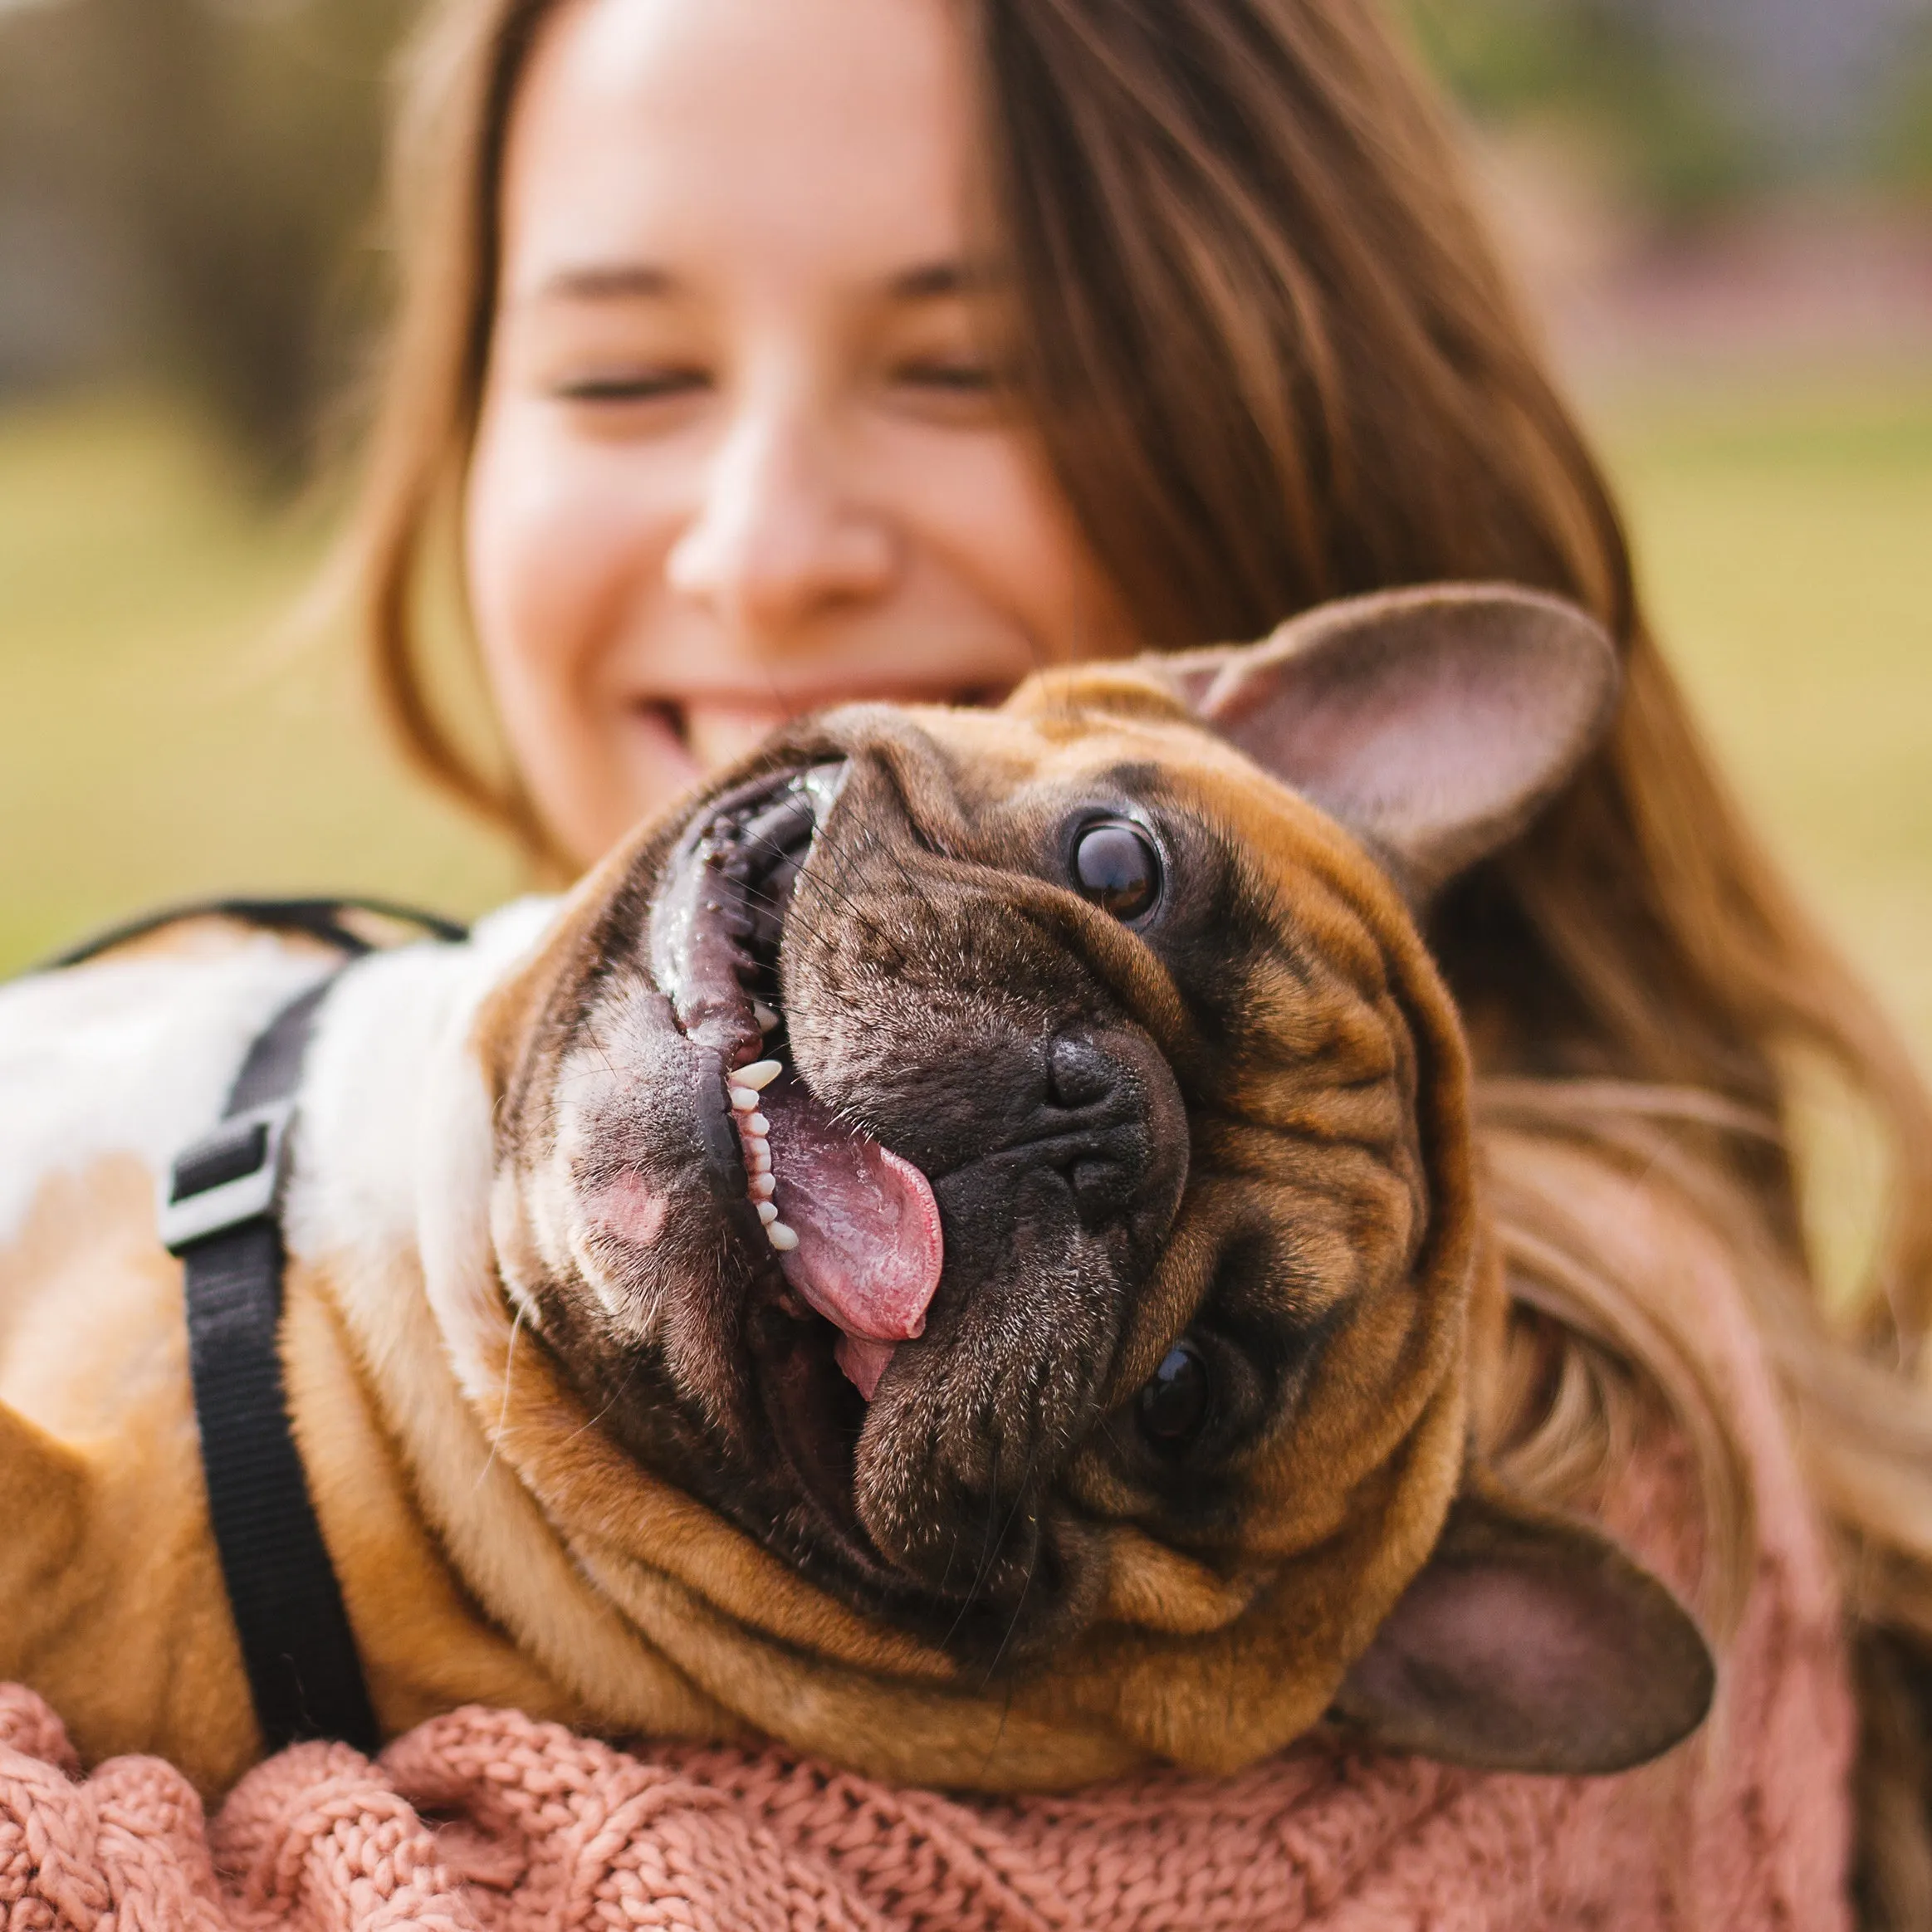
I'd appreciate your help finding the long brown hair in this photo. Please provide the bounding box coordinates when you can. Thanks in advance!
[335,0,1932,1915]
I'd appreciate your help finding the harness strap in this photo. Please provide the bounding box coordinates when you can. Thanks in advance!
[42,895,470,972]
[159,974,379,1756]
[37,895,467,1754]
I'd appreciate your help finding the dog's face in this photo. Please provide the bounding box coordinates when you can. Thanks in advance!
[477,587,1713,1778]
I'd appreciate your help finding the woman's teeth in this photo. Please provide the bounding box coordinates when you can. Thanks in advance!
[729,1056,796,1250]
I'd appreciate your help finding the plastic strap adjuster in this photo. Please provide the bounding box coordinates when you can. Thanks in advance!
[159,1100,296,1256]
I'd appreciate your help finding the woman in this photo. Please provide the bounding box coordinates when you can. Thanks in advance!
[336,0,1932,1919]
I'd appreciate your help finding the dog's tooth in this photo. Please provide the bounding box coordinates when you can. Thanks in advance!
[728,1085,759,1111]
[767,1222,800,1252]
[756,1201,779,1225]
[746,1142,772,1173]
[754,1001,780,1034]
[749,1173,775,1201]
[736,1059,782,1091]
[744,1112,770,1137]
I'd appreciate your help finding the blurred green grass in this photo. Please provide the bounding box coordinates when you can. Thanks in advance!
[2,376,1928,1093]
[1588,368,1932,1068]
[0,391,521,971]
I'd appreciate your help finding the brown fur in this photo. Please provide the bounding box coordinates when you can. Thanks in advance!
[0,589,1709,1793]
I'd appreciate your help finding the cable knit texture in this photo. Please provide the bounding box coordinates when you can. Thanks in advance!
[0,1169,1855,1929]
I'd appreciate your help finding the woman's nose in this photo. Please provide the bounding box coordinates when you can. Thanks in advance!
[666,405,896,638]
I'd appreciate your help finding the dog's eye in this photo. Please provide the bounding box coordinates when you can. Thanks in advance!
[1071,820,1161,922]
[1137,1341,1211,1447]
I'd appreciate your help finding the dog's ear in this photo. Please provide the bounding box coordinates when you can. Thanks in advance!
[1147,583,1620,900]
[1331,1482,1714,1774]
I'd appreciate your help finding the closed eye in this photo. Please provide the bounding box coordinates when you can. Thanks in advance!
[554,368,709,404]
[885,358,1005,426]
[893,359,995,392]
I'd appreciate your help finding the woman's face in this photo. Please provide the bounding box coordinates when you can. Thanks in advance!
[467,0,1138,866]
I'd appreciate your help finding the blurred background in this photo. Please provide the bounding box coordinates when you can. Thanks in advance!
[2,0,1928,1099]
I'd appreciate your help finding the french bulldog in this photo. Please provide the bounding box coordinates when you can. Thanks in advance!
[0,584,1713,1795]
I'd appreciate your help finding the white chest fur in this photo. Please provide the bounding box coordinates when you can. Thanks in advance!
[0,902,560,1265]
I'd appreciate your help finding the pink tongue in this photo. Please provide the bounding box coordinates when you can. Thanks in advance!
[760,1082,943,1399]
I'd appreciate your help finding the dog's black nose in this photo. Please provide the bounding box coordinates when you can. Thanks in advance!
[882,1020,1186,1285]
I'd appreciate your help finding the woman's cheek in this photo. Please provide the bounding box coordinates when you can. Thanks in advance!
[464,408,671,858]
[892,422,1135,663]
[470,412,629,682]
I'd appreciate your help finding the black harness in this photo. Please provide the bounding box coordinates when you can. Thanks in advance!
[51,898,467,1755]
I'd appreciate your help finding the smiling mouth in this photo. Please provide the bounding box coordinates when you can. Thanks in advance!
[646,762,946,1540]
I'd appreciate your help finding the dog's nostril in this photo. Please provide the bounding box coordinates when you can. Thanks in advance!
[1047,1033,1117,1110]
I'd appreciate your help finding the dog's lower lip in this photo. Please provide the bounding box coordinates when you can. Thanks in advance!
[746,1312,873,1544]
[747,1312,967,1599]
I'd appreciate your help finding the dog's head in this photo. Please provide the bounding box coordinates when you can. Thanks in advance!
[471,584,1712,1781]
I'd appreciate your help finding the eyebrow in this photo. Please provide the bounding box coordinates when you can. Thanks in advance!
[530,263,679,304]
[527,257,1000,306]
[888,260,1000,301]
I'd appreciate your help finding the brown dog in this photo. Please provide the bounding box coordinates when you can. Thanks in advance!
[0,584,1712,1794]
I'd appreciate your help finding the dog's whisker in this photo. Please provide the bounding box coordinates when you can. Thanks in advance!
[974,1678,1020,1785]
[981,1538,1038,1689]
[474,1296,531,1494]
[560,1348,644,1450]
[941,1436,1013,1651]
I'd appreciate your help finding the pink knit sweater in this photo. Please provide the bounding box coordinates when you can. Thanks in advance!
[0,1169,1856,1929]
